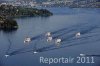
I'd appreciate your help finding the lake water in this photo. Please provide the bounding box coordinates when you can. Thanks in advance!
[0,7,100,66]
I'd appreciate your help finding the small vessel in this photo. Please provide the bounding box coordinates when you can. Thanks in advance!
[5,54,10,58]
[80,54,86,56]
[33,51,38,54]
[47,36,53,42]
[55,39,61,44]
[24,37,31,43]
[76,32,81,38]
[45,32,51,37]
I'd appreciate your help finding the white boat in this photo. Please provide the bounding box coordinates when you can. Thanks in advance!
[76,32,81,38]
[45,32,51,37]
[33,51,38,54]
[47,36,53,42]
[24,37,31,43]
[55,39,61,44]
[80,54,86,56]
[5,55,10,58]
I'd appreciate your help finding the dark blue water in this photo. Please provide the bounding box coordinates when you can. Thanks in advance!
[0,7,100,66]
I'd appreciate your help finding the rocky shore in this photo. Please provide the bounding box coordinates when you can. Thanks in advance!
[0,4,53,31]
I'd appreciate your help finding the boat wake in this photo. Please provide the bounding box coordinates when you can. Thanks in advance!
[4,21,100,57]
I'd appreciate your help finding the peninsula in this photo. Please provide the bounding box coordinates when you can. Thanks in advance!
[0,4,53,31]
